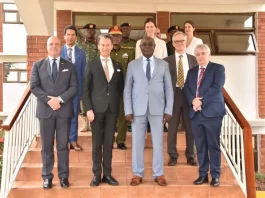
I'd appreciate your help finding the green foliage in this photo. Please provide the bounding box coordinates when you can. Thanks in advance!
[256,173,265,182]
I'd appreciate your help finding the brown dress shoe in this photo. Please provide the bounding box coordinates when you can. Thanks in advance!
[70,141,83,151]
[155,175,167,186]
[130,176,142,186]
[187,157,198,166]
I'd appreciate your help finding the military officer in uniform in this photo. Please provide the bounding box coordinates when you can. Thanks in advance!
[76,23,98,132]
[120,23,136,55]
[166,25,180,56]
[109,25,134,150]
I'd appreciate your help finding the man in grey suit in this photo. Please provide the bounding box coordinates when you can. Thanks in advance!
[164,31,198,166]
[124,36,174,186]
[30,36,78,189]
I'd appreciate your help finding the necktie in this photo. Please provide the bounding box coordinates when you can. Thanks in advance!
[146,58,151,81]
[177,55,184,87]
[68,48,72,62]
[103,59,110,82]
[52,59,57,82]
[196,67,206,97]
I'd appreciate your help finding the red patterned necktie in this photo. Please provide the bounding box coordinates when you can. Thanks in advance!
[196,67,205,97]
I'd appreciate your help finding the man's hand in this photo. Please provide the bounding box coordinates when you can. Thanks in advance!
[125,114,134,123]
[163,113,172,124]
[192,97,202,108]
[47,96,61,110]
[86,110,95,122]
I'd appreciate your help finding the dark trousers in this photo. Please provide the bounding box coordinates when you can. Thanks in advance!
[69,95,81,143]
[91,107,118,176]
[39,114,71,180]
[167,87,194,159]
[190,112,223,178]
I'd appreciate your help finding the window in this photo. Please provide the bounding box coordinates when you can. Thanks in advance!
[3,3,23,24]
[73,12,155,41]
[4,62,27,83]
[171,13,257,55]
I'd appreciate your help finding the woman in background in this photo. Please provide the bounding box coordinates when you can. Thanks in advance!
[184,20,203,56]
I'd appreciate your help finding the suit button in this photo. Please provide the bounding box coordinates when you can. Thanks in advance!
[107,93,109,96]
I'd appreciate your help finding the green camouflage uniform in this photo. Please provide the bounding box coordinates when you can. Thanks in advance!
[111,47,134,144]
[76,39,98,116]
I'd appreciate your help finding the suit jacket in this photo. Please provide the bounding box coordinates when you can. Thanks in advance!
[30,58,78,119]
[164,53,197,93]
[83,57,124,113]
[183,61,226,119]
[124,56,174,116]
[61,45,86,97]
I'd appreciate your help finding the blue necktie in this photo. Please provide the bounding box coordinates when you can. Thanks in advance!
[146,58,151,81]
[52,59,57,82]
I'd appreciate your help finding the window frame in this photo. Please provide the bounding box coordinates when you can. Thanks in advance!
[3,62,27,83]
[2,3,23,24]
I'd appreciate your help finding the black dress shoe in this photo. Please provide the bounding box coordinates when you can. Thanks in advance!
[60,178,69,188]
[117,143,127,150]
[102,175,119,186]
[43,179,52,189]
[168,157,177,166]
[210,178,220,187]
[90,175,101,187]
[163,124,168,132]
[193,176,208,185]
[187,157,198,166]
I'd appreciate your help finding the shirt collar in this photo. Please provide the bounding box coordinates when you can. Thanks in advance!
[143,56,154,62]
[66,45,75,50]
[100,55,111,61]
[175,51,187,58]
[48,56,60,62]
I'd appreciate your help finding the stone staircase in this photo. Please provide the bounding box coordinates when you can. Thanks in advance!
[8,130,245,198]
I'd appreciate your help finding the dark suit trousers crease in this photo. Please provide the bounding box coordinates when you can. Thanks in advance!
[190,112,222,178]
[91,107,118,176]
[167,87,194,159]
[39,113,71,180]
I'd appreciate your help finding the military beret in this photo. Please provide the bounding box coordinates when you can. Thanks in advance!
[83,23,96,29]
[108,25,122,35]
[168,25,180,33]
[120,23,131,28]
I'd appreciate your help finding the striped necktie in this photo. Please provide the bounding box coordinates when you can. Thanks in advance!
[68,48,72,62]
[196,67,206,97]
[177,55,184,87]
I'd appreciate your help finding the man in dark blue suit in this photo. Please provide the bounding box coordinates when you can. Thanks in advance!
[61,25,86,151]
[184,44,226,187]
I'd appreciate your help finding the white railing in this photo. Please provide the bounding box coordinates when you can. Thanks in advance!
[0,93,38,198]
[221,105,247,195]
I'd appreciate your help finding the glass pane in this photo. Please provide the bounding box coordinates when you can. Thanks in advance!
[75,15,112,27]
[4,71,18,82]
[4,63,27,70]
[5,12,18,22]
[196,33,212,51]
[116,16,155,28]
[171,14,253,29]
[3,4,18,11]
[19,71,27,82]
[217,34,256,52]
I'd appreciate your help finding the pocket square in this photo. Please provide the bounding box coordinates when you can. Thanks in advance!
[62,69,69,72]
[117,69,121,72]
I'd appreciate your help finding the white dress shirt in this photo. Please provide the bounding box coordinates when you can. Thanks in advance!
[48,56,60,73]
[186,37,203,56]
[142,56,155,77]
[66,45,76,63]
[100,56,114,80]
[175,52,189,87]
[135,37,167,59]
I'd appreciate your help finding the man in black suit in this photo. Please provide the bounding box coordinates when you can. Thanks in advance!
[164,31,197,167]
[30,36,78,189]
[83,34,124,187]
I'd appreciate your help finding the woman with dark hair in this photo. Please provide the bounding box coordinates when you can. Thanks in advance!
[135,18,167,59]
[184,20,203,56]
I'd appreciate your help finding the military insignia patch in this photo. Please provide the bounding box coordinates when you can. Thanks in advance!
[122,53,129,58]
[114,26,118,30]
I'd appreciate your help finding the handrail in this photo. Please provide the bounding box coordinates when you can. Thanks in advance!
[2,85,31,131]
[222,88,256,198]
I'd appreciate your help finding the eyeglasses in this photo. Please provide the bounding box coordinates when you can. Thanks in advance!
[173,40,186,44]
[140,43,155,47]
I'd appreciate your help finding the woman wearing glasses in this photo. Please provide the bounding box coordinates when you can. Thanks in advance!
[184,20,203,56]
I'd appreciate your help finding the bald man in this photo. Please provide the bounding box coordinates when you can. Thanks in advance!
[30,36,78,189]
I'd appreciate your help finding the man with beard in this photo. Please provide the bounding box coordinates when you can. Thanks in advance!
[61,25,86,151]
[108,25,134,150]
[77,23,98,132]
